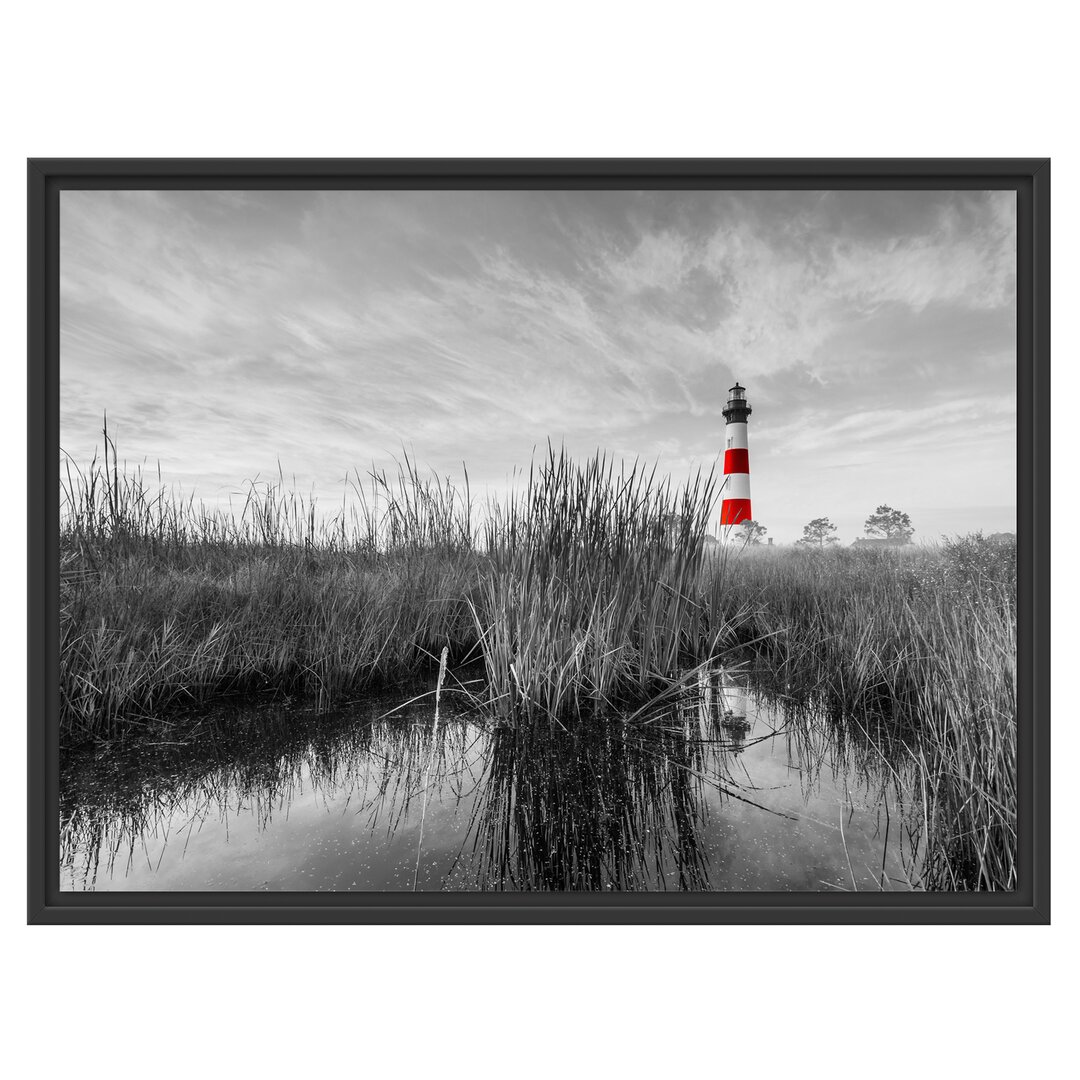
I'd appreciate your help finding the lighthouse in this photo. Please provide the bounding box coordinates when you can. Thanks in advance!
[720,382,752,527]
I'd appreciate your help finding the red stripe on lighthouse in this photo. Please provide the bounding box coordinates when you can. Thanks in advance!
[723,448,749,474]
[720,499,752,525]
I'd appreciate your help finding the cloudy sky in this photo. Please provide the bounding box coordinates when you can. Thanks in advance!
[60,188,1016,543]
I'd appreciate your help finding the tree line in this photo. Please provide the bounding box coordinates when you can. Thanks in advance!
[732,505,914,547]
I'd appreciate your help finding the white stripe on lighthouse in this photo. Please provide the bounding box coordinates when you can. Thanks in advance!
[725,423,748,450]
[723,472,751,500]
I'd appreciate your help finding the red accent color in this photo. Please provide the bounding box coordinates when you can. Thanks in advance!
[720,499,752,525]
[723,448,750,474]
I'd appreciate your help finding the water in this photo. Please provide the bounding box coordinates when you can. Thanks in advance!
[60,679,924,892]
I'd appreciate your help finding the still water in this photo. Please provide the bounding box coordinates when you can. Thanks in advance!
[61,678,923,892]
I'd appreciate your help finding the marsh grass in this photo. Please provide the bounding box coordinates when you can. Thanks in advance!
[717,536,1017,890]
[473,447,729,720]
[60,433,479,739]
[61,437,734,739]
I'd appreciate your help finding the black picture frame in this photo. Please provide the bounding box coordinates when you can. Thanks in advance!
[28,158,1050,924]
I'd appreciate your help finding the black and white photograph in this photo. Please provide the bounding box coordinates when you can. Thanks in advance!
[55,182,1021,896]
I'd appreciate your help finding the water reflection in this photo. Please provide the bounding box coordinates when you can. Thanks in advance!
[60,678,925,892]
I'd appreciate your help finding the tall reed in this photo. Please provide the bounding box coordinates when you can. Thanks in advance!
[472,446,726,720]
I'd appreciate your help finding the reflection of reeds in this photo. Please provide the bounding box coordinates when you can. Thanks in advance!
[64,678,921,893]
[56,682,780,892]
[413,646,450,889]
[60,703,487,890]
[61,709,725,892]
[456,721,718,891]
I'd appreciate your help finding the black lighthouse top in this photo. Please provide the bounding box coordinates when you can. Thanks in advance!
[722,382,752,425]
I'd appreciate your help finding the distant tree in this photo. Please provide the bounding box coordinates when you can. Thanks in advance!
[864,505,914,544]
[797,517,839,548]
[735,519,767,545]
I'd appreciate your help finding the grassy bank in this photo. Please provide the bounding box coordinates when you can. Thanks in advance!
[60,440,734,738]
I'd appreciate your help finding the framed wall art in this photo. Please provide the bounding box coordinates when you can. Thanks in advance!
[28,158,1050,923]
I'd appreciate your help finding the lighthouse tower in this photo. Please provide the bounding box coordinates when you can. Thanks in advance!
[720,382,752,527]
